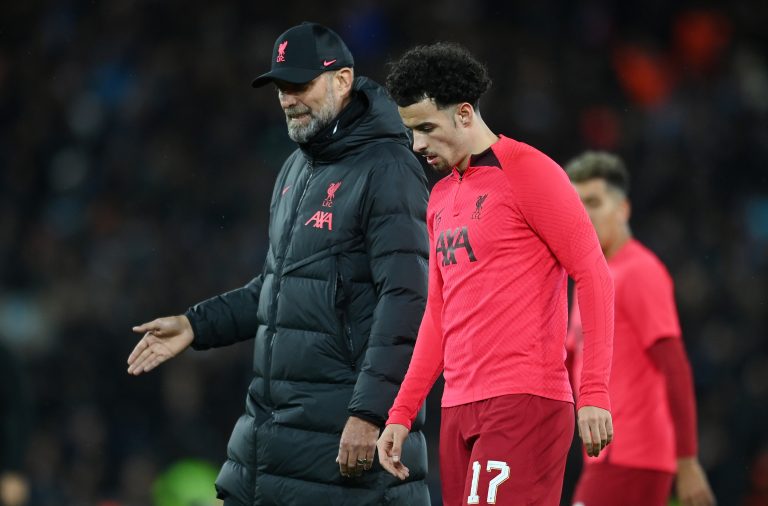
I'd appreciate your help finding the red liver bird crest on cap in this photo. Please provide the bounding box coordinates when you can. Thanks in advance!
[276,40,288,63]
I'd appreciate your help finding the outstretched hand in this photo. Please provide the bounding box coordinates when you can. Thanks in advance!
[127,315,194,375]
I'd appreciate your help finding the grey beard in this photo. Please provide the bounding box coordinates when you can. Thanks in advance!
[286,87,338,144]
[286,113,332,144]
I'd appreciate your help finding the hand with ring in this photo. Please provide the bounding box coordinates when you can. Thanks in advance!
[337,416,379,477]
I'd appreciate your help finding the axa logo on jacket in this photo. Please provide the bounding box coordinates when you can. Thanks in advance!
[305,211,333,230]
[435,226,477,265]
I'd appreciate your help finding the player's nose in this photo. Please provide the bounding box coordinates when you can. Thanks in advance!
[412,132,427,154]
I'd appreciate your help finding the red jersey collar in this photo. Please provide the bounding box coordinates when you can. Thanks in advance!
[452,135,510,178]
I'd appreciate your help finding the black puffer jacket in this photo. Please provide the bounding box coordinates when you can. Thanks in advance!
[186,77,430,506]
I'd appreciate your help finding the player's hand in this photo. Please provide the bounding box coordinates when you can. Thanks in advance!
[337,416,380,478]
[127,315,194,375]
[676,457,716,506]
[376,423,410,480]
[577,405,613,457]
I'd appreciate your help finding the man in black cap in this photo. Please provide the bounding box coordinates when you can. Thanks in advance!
[127,22,431,506]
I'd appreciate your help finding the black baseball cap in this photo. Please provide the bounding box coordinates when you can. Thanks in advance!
[251,22,354,88]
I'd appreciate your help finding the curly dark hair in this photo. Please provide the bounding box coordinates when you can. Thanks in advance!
[386,42,492,109]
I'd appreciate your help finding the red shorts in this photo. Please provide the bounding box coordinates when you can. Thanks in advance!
[439,394,575,506]
[572,462,674,506]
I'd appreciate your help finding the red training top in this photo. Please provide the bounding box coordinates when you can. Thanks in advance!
[567,238,697,472]
[387,136,614,428]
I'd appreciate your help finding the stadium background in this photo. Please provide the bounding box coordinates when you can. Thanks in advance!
[0,1,766,504]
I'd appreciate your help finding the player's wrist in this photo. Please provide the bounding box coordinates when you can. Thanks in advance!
[576,394,611,412]
[677,456,699,467]
[385,414,413,430]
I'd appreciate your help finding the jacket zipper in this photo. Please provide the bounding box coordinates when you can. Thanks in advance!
[452,170,464,216]
[335,257,354,367]
[264,161,315,405]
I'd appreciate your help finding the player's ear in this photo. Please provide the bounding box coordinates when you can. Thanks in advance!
[455,102,474,128]
[620,198,631,222]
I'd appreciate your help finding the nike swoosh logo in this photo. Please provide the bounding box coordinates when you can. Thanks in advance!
[323,59,337,67]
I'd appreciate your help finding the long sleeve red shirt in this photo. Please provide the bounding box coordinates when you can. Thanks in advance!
[568,239,698,472]
[388,136,614,428]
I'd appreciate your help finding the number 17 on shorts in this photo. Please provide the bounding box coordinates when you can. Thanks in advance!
[467,460,510,504]
[440,395,574,506]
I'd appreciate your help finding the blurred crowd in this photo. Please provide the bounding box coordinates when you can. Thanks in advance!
[0,1,766,505]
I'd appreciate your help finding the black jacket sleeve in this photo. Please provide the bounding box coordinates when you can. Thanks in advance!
[347,157,429,426]
[185,274,263,350]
